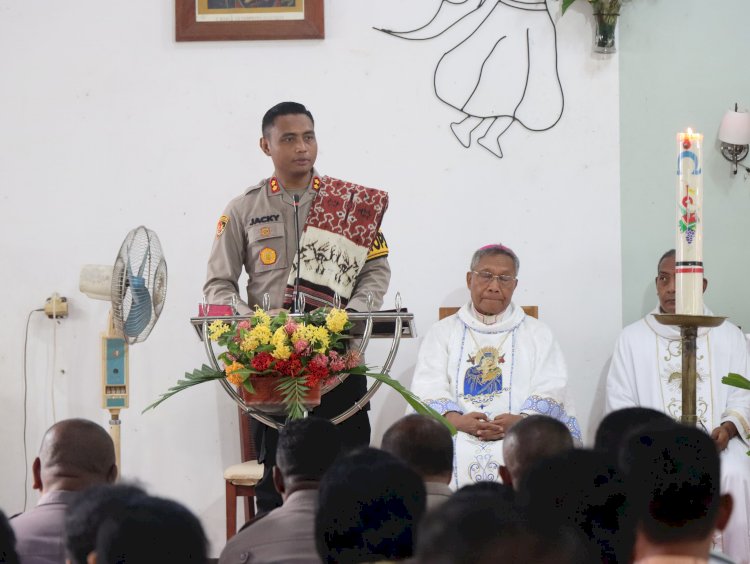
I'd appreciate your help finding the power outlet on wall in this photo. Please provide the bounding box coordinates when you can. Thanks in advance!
[44,293,69,319]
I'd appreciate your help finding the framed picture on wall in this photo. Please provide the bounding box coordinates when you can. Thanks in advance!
[175,0,324,42]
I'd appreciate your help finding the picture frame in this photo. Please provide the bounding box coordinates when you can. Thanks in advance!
[175,0,324,42]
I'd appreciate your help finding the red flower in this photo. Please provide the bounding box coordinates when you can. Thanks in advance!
[279,354,303,377]
[251,352,274,372]
[306,363,330,387]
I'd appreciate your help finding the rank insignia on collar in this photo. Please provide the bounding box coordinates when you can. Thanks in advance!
[260,247,277,265]
[270,177,281,193]
[216,215,229,239]
[312,176,321,191]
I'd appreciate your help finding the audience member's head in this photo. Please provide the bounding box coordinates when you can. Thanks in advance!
[273,416,342,499]
[64,484,147,564]
[315,447,426,563]
[518,448,632,564]
[500,414,574,490]
[90,495,207,564]
[381,414,453,484]
[595,407,674,459]
[416,481,589,564]
[33,419,117,494]
[0,510,20,564]
[619,424,732,560]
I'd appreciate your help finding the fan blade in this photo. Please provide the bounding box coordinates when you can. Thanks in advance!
[124,275,152,338]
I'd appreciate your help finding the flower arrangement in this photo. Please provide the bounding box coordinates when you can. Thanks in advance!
[145,307,454,431]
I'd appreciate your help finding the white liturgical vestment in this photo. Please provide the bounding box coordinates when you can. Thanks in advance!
[411,302,580,489]
[606,307,750,564]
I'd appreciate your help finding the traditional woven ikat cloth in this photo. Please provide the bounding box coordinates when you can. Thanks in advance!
[284,177,388,310]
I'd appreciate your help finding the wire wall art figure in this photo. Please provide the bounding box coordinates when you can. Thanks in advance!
[375,0,564,159]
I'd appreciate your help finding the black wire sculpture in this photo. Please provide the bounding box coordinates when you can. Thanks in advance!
[375,0,565,159]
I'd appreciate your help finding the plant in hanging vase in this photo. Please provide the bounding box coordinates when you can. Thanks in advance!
[144,307,455,433]
[562,0,621,54]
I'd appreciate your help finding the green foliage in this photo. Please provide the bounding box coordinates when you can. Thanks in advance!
[142,364,225,412]
[723,372,750,390]
[357,368,457,436]
[561,0,579,14]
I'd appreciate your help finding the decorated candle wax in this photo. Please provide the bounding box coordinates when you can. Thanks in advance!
[675,129,704,315]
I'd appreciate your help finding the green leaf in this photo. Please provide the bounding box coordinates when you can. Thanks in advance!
[722,372,750,390]
[365,371,457,436]
[143,364,226,413]
[561,0,578,14]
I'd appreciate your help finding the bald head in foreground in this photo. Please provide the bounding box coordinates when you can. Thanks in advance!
[11,418,116,564]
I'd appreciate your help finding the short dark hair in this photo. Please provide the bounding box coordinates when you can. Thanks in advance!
[517,448,633,564]
[470,244,520,275]
[619,424,721,544]
[262,101,314,137]
[503,415,574,488]
[315,447,426,563]
[0,509,20,564]
[416,481,589,563]
[93,495,207,563]
[381,414,453,479]
[276,416,342,480]
[657,249,676,272]
[594,407,674,459]
[64,483,147,564]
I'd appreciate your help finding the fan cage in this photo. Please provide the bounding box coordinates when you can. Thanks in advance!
[111,226,168,344]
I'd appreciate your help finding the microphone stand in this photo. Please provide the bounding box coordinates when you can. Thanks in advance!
[292,194,302,313]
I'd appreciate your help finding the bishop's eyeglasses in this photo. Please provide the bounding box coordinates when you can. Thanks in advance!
[471,271,517,287]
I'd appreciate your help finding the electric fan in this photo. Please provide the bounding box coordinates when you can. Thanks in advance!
[79,226,167,469]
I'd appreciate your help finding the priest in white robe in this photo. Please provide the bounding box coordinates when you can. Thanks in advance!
[410,244,580,490]
[605,249,750,564]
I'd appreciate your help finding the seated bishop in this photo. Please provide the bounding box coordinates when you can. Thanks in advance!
[410,244,580,489]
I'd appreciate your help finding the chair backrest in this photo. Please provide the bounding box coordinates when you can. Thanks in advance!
[438,305,538,320]
[238,405,258,462]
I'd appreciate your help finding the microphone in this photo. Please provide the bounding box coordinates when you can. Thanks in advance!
[292,194,302,313]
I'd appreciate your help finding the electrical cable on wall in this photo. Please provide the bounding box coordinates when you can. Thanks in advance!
[375,0,564,159]
[23,308,44,512]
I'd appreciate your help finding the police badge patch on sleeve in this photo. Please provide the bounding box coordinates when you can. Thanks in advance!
[216,215,229,239]
[366,230,389,261]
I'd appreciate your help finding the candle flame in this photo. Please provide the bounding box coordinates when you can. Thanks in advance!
[687,127,693,136]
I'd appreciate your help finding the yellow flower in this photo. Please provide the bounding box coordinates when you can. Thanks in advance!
[208,320,230,341]
[291,324,314,344]
[241,325,272,352]
[240,334,259,353]
[272,344,292,360]
[271,326,288,348]
[254,307,271,327]
[311,326,330,353]
[325,308,348,333]
[225,362,246,385]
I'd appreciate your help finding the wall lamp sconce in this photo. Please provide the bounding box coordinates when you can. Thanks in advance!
[718,103,750,175]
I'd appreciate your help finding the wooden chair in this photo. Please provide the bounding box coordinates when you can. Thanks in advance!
[438,305,538,320]
[223,407,263,540]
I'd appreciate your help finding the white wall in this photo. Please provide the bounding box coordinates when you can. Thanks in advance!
[0,0,620,556]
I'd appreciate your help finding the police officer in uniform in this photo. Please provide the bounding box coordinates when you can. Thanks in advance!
[204,101,390,513]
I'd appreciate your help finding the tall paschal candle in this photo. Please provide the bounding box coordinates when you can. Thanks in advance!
[675,129,704,315]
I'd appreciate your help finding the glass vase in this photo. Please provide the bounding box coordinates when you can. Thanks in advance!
[592,0,620,54]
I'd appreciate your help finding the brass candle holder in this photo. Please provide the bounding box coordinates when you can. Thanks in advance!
[654,314,725,425]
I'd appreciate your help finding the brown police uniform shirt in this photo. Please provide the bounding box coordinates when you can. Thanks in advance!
[204,171,390,315]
